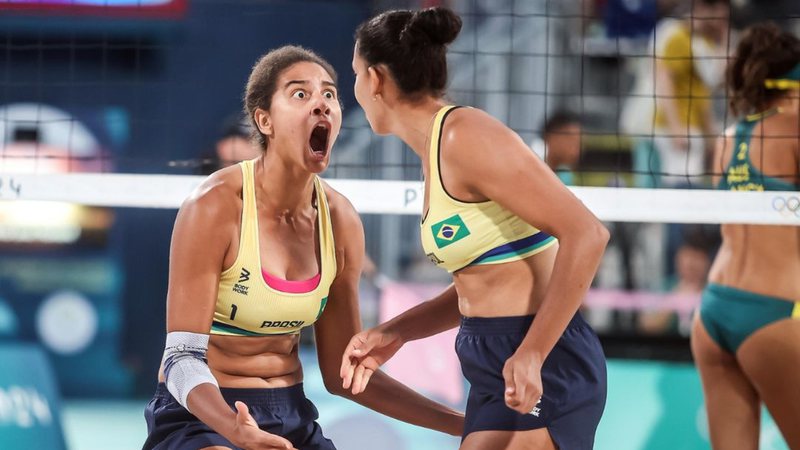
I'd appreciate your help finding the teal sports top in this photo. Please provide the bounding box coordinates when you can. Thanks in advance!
[717,109,799,192]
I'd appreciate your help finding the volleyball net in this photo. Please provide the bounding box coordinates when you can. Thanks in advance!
[0,0,797,205]
[0,1,798,361]
[1,172,798,225]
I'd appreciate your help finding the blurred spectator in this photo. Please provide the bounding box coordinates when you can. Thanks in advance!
[420,0,452,7]
[530,110,582,185]
[638,227,713,336]
[617,0,731,297]
[197,114,259,175]
[604,0,659,39]
[652,0,730,187]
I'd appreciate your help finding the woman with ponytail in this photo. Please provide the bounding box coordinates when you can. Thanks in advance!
[142,45,462,450]
[691,22,800,450]
[340,7,609,450]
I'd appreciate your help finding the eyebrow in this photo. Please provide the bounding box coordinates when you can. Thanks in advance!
[284,80,337,89]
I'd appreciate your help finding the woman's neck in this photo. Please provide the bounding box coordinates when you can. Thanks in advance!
[253,154,316,216]
[388,97,448,159]
[765,92,800,114]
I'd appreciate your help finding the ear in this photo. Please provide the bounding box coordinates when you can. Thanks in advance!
[253,108,273,138]
[367,65,385,100]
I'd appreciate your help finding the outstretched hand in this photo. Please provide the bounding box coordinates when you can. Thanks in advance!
[232,401,297,450]
[340,327,404,394]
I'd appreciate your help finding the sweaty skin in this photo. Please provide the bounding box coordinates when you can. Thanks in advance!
[157,60,463,448]
[709,105,800,301]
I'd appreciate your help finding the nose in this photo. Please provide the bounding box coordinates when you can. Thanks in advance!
[312,97,331,117]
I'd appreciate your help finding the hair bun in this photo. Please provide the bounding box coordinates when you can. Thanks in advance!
[400,7,462,47]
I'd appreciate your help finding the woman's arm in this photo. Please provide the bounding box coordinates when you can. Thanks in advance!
[166,176,293,450]
[338,284,459,395]
[375,284,460,342]
[443,109,609,414]
[315,192,463,436]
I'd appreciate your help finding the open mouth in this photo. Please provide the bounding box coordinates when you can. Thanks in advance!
[309,124,330,156]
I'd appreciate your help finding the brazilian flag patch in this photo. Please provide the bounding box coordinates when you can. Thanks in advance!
[431,214,471,249]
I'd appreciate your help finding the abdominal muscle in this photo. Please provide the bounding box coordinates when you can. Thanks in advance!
[454,243,558,317]
[158,333,304,389]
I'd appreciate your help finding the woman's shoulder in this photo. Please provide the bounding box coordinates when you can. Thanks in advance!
[445,106,505,135]
[441,106,514,152]
[448,105,491,121]
[180,164,244,218]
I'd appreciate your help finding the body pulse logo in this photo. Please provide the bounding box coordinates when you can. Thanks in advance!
[233,268,250,295]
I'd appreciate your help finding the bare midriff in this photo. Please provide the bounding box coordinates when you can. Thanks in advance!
[709,224,800,302]
[454,243,558,317]
[158,333,304,389]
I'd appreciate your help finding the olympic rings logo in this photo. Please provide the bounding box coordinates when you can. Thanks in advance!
[772,195,800,218]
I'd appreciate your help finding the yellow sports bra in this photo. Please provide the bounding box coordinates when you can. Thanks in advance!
[420,106,557,273]
[211,160,337,336]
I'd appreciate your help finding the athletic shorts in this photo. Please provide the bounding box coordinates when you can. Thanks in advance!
[456,313,607,450]
[142,383,334,450]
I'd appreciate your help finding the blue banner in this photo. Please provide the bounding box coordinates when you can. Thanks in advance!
[0,343,66,450]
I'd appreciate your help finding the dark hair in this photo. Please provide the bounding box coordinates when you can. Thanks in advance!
[355,7,462,99]
[219,113,251,140]
[541,111,581,136]
[726,22,800,116]
[681,224,719,254]
[244,45,337,150]
[695,0,729,6]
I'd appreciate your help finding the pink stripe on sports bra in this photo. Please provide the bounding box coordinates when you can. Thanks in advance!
[262,270,321,294]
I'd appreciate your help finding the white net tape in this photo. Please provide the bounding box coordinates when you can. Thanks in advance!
[1,173,797,225]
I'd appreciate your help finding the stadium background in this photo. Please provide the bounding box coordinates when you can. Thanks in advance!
[0,0,797,449]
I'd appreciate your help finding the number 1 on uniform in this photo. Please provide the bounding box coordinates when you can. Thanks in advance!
[230,304,238,320]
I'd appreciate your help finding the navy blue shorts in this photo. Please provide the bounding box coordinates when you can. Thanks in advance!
[142,383,334,450]
[456,313,607,449]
